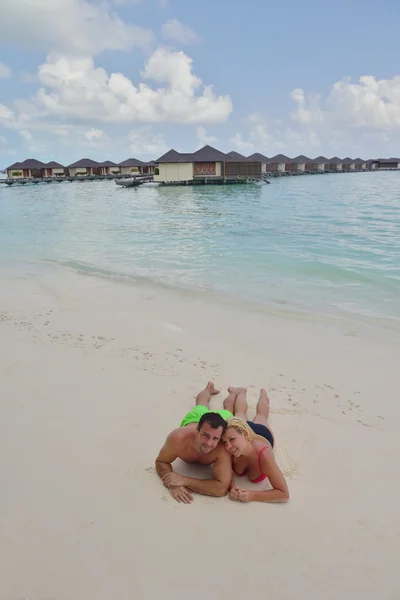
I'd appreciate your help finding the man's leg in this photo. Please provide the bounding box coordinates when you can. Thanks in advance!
[180,383,221,428]
[195,381,220,407]
[229,387,248,420]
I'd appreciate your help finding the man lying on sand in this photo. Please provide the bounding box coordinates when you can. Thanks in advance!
[156,382,289,504]
[155,382,232,503]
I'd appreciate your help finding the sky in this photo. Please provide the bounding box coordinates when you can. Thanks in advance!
[1,0,400,167]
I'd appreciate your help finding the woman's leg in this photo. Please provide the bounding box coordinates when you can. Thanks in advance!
[229,387,248,420]
[252,388,271,426]
[223,389,237,413]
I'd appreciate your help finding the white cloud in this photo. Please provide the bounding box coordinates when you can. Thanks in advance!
[231,116,279,153]
[129,128,168,156]
[84,128,105,142]
[231,113,320,156]
[290,88,324,126]
[49,125,71,137]
[112,0,141,4]
[0,135,7,144]
[0,0,153,56]
[0,104,16,124]
[18,129,48,154]
[291,75,400,130]
[162,19,198,44]
[33,50,232,124]
[0,61,11,79]
[196,126,217,148]
[276,74,400,154]
[20,130,33,143]
[230,132,255,152]
[233,74,400,157]
[284,128,321,148]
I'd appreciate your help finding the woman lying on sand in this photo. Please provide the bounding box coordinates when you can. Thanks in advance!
[221,387,289,503]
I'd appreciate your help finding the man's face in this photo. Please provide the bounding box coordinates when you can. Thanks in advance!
[196,422,224,454]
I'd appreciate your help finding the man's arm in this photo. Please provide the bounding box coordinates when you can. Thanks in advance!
[155,431,180,480]
[179,448,231,498]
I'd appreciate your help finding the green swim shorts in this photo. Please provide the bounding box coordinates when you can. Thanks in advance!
[180,405,233,428]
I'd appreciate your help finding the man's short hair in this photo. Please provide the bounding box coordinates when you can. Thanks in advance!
[197,412,227,433]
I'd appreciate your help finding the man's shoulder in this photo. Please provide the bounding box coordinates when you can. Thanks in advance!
[210,443,231,460]
[166,425,195,445]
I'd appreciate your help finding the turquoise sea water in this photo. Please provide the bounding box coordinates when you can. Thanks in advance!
[0,172,399,327]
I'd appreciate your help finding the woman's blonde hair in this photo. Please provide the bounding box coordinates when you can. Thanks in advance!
[226,417,256,441]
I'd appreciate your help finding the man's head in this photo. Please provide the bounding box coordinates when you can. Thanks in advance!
[196,412,227,454]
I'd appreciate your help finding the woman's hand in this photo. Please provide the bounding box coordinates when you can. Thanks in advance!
[229,485,254,502]
[238,489,254,503]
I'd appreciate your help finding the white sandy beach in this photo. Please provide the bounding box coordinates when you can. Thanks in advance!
[0,265,399,600]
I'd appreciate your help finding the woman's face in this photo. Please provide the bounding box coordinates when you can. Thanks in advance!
[222,427,247,457]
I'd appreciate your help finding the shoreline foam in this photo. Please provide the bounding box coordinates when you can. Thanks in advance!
[3,255,400,336]
[1,173,399,328]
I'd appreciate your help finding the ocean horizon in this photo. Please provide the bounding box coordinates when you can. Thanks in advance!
[1,171,399,330]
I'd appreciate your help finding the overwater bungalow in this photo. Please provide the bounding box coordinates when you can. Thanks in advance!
[304,156,327,171]
[98,161,120,175]
[328,157,343,171]
[353,158,365,171]
[67,158,101,177]
[45,161,65,177]
[341,157,355,172]
[154,145,263,183]
[247,153,270,174]
[3,151,396,186]
[265,155,290,172]
[6,159,47,179]
[226,151,246,160]
[119,158,146,176]
[288,155,311,172]
[375,157,400,169]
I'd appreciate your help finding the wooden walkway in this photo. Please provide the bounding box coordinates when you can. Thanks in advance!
[159,177,261,186]
[0,174,150,186]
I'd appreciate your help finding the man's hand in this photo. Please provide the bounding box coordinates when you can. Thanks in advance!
[162,472,186,488]
[170,486,194,504]
[229,483,240,501]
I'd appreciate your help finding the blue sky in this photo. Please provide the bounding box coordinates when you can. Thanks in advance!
[1,0,400,166]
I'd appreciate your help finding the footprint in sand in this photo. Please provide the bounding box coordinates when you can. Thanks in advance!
[164,323,182,332]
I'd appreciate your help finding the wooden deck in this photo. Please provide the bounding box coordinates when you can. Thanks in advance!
[0,174,150,186]
[159,177,261,186]
[1,168,398,187]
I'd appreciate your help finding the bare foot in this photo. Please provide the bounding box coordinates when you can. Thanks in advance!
[259,388,270,405]
[228,386,247,394]
[207,381,220,395]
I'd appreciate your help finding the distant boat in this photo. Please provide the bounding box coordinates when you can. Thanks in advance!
[115,178,142,188]
[115,175,155,188]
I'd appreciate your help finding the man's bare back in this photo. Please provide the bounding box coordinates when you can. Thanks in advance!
[168,424,227,465]
[155,383,232,503]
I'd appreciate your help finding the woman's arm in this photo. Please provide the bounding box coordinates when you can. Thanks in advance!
[238,448,289,504]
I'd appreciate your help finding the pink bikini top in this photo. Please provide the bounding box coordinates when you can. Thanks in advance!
[232,446,268,483]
